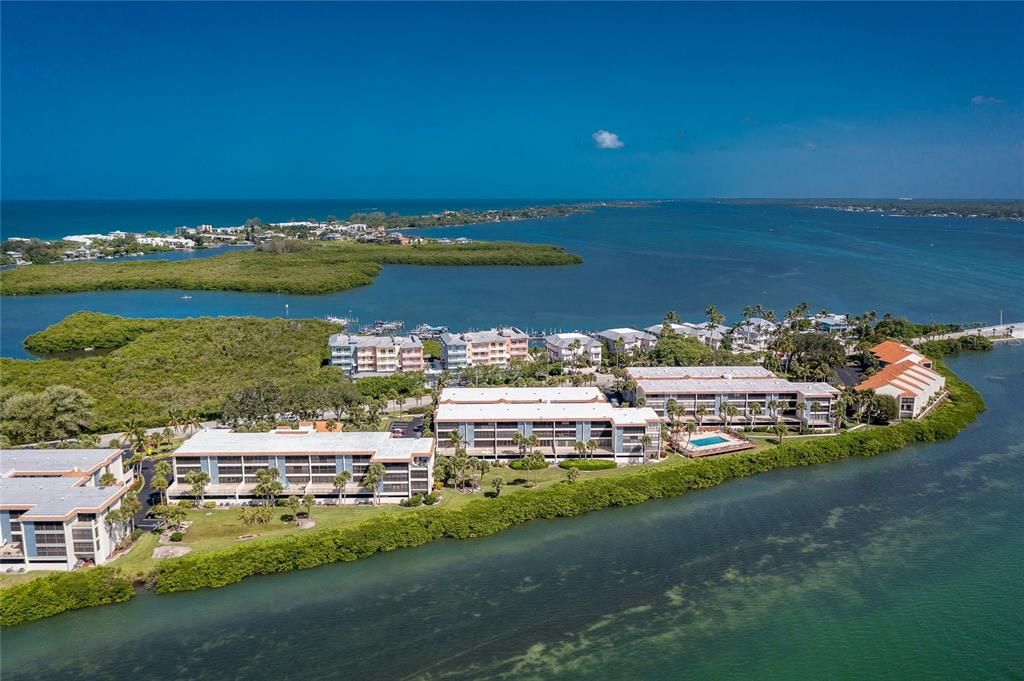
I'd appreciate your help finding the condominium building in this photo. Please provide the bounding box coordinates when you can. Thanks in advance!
[439,327,529,370]
[434,387,662,464]
[732,317,778,349]
[329,334,425,377]
[0,449,134,571]
[168,425,434,505]
[544,332,603,365]
[856,341,945,419]
[643,322,731,349]
[625,366,840,431]
[596,328,657,357]
[811,313,852,334]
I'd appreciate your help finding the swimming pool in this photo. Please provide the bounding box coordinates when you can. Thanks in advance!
[690,435,729,447]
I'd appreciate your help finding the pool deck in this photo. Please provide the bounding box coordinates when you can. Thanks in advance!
[676,431,757,458]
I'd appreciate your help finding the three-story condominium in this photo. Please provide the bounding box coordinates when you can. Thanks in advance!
[625,366,840,431]
[544,332,603,365]
[329,333,425,378]
[434,387,662,464]
[440,327,529,370]
[168,424,434,505]
[0,449,134,571]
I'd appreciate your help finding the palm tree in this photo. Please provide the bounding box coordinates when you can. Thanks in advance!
[586,439,598,459]
[286,495,302,525]
[695,405,708,430]
[666,399,680,430]
[574,440,587,459]
[166,409,184,436]
[773,422,788,445]
[183,470,210,507]
[491,475,505,496]
[684,422,697,447]
[749,402,763,429]
[767,399,782,425]
[152,460,172,505]
[362,462,386,505]
[302,493,316,520]
[640,434,653,461]
[184,410,202,435]
[253,467,283,507]
[613,336,626,368]
[446,429,464,453]
[332,470,352,505]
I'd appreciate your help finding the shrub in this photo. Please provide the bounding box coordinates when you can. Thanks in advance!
[202,501,217,509]
[400,494,424,508]
[0,568,133,627]
[559,459,616,471]
[422,492,439,505]
[169,531,184,542]
[510,454,548,470]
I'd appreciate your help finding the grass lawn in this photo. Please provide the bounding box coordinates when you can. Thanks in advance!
[0,571,60,589]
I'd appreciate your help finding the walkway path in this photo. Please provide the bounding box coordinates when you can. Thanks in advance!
[912,323,1023,345]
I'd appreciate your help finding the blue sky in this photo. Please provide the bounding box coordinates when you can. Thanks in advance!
[2,2,1021,199]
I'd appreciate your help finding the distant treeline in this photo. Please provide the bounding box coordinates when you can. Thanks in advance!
[721,198,1024,220]
[0,241,583,296]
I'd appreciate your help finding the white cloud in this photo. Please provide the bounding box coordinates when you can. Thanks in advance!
[971,95,1004,105]
[592,130,624,149]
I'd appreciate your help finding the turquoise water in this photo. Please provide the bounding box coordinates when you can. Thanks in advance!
[691,435,729,447]
[2,201,1021,358]
[2,346,1022,679]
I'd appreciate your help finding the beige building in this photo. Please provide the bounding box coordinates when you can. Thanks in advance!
[440,327,529,370]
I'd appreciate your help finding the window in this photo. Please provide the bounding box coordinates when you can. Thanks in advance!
[35,546,67,557]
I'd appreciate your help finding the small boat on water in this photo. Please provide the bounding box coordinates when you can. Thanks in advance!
[181,295,193,300]
[412,323,448,336]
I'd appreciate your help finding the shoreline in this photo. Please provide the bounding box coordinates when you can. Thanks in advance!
[0,352,987,626]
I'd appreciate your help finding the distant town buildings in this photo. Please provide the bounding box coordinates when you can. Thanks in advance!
[434,387,661,463]
[0,449,133,571]
[544,332,603,365]
[328,334,425,378]
[169,425,434,505]
[856,341,945,419]
[440,327,529,370]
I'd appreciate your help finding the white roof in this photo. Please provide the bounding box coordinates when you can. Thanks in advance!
[175,429,433,461]
[596,328,657,342]
[626,366,775,381]
[636,378,839,397]
[0,449,121,477]
[328,334,422,349]
[0,477,128,520]
[442,327,527,345]
[436,401,660,426]
[544,332,600,348]
[438,387,606,404]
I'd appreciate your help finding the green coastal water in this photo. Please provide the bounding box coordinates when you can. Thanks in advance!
[3,346,1022,680]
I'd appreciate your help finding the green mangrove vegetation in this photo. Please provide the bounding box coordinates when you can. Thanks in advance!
[0,568,133,627]
[0,241,583,296]
[3,313,340,435]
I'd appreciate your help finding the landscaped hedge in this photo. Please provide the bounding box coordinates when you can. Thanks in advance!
[0,567,133,627]
[509,457,548,470]
[155,359,983,595]
[558,459,617,471]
